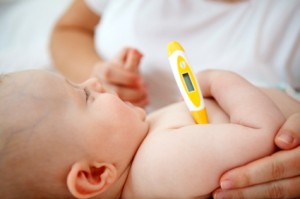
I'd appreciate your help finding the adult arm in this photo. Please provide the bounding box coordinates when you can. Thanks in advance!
[50,0,148,106]
[50,0,101,82]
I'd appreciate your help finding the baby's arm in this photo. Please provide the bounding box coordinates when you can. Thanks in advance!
[198,70,285,130]
[125,70,285,198]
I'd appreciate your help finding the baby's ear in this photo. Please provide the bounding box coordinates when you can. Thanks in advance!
[67,161,117,199]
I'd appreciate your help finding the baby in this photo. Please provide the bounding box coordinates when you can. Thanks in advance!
[0,69,285,198]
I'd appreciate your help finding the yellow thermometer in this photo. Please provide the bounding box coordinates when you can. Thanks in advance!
[167,41,208,124]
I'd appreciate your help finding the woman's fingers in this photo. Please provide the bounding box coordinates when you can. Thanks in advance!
[124,48,143,72]
[91,47,148,107]
[275,113,300,150]
[214,146,300,199]
[214,176,300,199]
[93,61,141,87]
[113,84,148,103]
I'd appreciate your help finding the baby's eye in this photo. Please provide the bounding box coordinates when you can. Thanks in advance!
[84,88,90,102]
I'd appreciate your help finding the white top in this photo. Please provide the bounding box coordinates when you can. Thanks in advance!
[0,0,72,74]
[85,0,300,111]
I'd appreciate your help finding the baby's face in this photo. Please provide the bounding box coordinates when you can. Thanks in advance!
[3,70,149,170]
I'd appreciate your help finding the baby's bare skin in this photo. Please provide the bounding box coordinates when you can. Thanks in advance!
[123,71,285,198]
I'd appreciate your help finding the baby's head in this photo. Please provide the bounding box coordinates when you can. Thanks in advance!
[0,70,148,198]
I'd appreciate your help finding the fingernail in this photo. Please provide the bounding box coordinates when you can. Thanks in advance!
[214,191,225,199]
[277,132,294,145]
[220,179,233,189]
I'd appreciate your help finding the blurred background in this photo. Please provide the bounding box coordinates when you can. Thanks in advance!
[0,0,72,73]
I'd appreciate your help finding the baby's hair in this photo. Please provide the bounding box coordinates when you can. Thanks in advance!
[0,73,7,85]
[0,73,9,147]
[0,74,11,98]
[0,72,73,198]
[0,73,13,196]
[0,73,14,163]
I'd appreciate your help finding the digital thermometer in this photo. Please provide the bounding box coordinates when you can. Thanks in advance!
[167,41,208,124]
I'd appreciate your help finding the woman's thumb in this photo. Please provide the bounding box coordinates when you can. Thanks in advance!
[275,113,300,150]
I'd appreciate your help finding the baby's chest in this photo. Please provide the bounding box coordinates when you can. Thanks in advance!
[146,101,195,132]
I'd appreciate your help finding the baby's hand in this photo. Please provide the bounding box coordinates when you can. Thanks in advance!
[91,48,149,107]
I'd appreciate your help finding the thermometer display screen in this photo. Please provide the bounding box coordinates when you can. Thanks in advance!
[182,73,195,92]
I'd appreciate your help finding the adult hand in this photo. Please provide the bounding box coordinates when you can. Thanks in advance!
[214,113,300,199]
[92,48,149,107]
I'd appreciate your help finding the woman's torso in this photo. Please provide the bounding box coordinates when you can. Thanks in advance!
[86,0,300,111]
